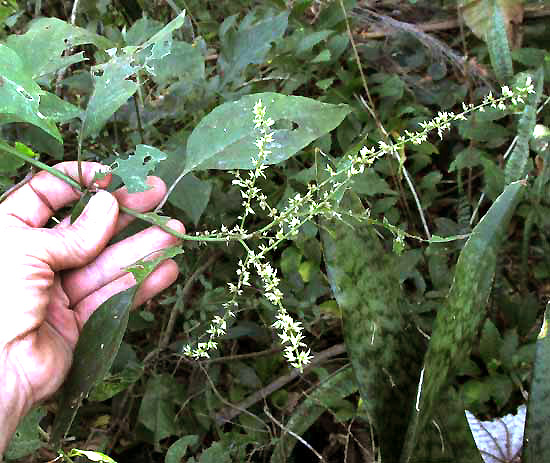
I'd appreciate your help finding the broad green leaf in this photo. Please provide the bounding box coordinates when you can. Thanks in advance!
[112,144,167,193]
[487,0,513,82]
[505,68,544,184]
[50,245,175,444]
[138,374,181,445]
[0,44,61,141]
[402,181,524,461]
[185,92,351,173]
[165,435,199,463]
[270,367,357,463]
[523,303,550,463]
[81,53,138,140]
[168,174,212,225]
[218,10,288,86]
[5,18,111,79]
[39,91,82,123]
[141,11,186,50]
[5,407,46,460]
[50,286,137,444]
[147,41,205,89]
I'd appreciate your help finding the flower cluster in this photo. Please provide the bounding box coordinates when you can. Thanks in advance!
[182,80,535,368]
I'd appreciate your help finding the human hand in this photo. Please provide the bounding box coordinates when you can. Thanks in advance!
[0,162,184,453]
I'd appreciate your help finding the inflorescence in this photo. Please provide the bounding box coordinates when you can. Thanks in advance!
[182,78,535,371]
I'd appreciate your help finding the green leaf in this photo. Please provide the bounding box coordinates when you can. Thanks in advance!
[147,41,205,89]
[168,174,212,225]
[487,0,513,82]
[185,92,351,173]
[50,286,138,445]
[166,435,199,463]
[125,246,183,283]
[218,10,288,86]
[504,68,544,184]
[479,319,502,365]
[4,18,111,79]
[523,303,550,463]
[39,91,82,123]
[270,367,357,463]
[81,53,139,140]
[141,11,186,50]
[138,374,181,445]
[402,181,524,461]
[88,363,143,402]
[0,44,61,141]
[197,441,231,463]
[112,145,167,193]
[5,407,46,460]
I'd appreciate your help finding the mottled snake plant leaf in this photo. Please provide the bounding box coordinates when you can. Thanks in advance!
[523,302,550,463]
[321,192,427,462]
[487,0,514,82]
[402,181,524,462]
[504,68,544,185]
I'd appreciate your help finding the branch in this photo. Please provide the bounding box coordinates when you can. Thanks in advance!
[214,343,346,425]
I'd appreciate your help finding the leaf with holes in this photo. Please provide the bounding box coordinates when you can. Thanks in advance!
[4,17,111,79]
[0,44,61,141]
[112,145,167,193]
[185,92,351,173]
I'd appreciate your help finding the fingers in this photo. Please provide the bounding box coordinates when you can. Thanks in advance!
[0,162,111,228]
[54,176,167,234]
[62,219,184,306]
[74,259,179,329]
[39,190,120,270]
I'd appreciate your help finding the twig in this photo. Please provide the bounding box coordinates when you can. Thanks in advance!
[159,252,220,349]
[264,406,325,461]
[200,364,271,435]
[214,343,346,425]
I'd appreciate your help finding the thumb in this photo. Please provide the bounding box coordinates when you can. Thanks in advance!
[42,190,119,270]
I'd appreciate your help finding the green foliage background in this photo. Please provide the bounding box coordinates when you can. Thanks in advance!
[1,0,550,462]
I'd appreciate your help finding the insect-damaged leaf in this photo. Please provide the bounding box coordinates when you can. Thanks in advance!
[402,181,524,461]
[184,92,351,173]
[0,44,61,141]
[112,145,167,193]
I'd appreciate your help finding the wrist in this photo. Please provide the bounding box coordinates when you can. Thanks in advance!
[0,353,30,456]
